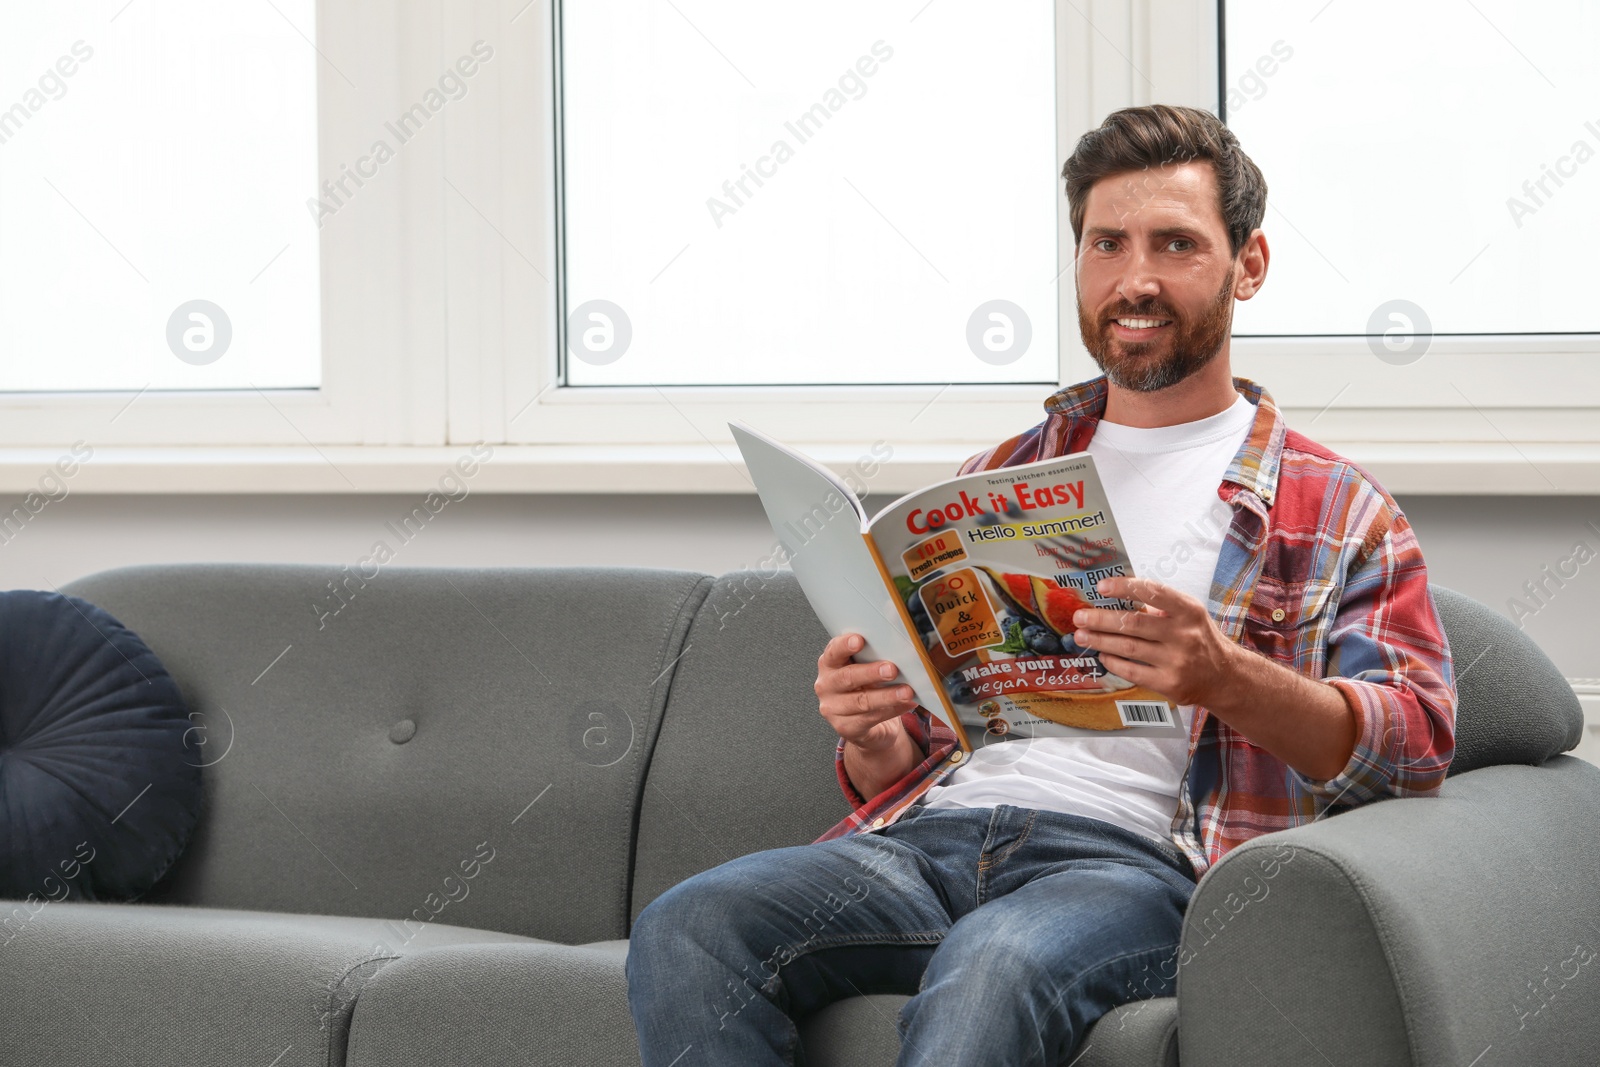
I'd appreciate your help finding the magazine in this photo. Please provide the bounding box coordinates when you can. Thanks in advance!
[729,421,1184,756]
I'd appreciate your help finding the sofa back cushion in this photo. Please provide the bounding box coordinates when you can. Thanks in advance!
[64,563,709,944]
[631,571,848,924]
[1431,584,1582,774]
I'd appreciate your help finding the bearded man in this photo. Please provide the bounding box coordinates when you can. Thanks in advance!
[628,103,1456,1067]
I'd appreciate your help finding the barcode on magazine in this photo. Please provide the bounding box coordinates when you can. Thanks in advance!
[1116,700,1174,726]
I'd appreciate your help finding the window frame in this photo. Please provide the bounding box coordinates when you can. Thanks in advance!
[0,3,449,451]
[2,0,1598,497]
[461,0,1212,451]
[1214,0,1600,427]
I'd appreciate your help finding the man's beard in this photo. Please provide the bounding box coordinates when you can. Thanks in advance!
[1077,267,1235,393]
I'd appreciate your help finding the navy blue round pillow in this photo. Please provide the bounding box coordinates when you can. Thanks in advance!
[0,590,201,901]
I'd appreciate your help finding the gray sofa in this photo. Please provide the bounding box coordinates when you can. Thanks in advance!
[3,563,1591,1066]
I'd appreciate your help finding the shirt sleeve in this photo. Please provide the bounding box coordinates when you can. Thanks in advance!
[834,707,936,807]
[1292,507,1458,809]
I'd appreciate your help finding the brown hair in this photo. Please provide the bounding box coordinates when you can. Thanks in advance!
[1062,104,1268,259]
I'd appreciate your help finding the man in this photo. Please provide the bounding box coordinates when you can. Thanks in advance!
[628,103,1456,1066]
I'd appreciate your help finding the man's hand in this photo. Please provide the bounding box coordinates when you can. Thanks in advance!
[818,633,926,803]
[1069,576,1239,707]
[1072,575,1357,782]
[815,633,918,750]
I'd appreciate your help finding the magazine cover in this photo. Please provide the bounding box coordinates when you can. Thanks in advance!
[866,453,1182,747]
[729,422,1184,752]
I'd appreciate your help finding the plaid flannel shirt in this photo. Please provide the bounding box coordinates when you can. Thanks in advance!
[814,375,1457,880]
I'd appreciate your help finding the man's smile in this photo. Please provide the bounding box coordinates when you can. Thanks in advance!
[1109,317,1174,340]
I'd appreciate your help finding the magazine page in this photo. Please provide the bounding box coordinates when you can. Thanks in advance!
[729,422,968,743]
[866,452,1184,744]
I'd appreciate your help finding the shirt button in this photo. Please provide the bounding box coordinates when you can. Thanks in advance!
[1271,608,1286,622]
[870,817,885,829]
[949,750,965,764]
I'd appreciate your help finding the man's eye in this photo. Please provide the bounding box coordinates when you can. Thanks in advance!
[1167,239,1193,252]
[1095,239,1117,252]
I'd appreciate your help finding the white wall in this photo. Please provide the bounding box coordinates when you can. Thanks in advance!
[1398,496,1600,683]
[4,491,1597,681]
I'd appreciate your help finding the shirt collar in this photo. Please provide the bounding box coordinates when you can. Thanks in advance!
[1041,374,1285,507]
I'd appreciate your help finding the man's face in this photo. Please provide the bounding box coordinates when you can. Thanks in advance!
[1074,161,1240,393]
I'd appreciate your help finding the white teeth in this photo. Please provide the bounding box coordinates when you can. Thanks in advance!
[1115,318,1170,329]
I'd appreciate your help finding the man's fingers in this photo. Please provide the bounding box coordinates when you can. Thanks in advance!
[819,683,915,724]
[1072,606,1163,638]
[1095,650,1157,689]
[1095,575,1197,614]
[819,660,901,696]
[1074,627,1160,663]
[818,633,867,669]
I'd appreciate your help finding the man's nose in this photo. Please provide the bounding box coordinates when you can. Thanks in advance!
[1116,248,1162,305]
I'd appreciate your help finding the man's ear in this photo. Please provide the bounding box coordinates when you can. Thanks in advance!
[1234,229,1270,301]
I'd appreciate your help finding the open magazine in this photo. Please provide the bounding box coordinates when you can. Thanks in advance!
[730,422,1184,757]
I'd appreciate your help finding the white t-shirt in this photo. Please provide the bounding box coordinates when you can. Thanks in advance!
[914,394,1257,847]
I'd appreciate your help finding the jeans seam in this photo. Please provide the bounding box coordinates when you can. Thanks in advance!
[990,809,1039,867]
[1076,819,1190,876]
[977,807,1037,905]
[786,930,946,954]
[978,806,1006,864]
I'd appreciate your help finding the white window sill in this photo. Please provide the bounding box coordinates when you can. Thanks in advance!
[5,442,1600,495]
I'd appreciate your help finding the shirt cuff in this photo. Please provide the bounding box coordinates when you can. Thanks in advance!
[834,735,868,808]
[1290,678,1390,805]
[833,709,932,809]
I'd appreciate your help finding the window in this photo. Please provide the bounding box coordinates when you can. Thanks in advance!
[0,2,321,392]
[1222,0,1600,416]
[1226,0,1597,338]
[0,0,1593,491]
[558,0,1060,386]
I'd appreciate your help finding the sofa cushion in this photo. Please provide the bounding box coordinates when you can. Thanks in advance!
[631,571,848,924]
[347,941,639,1067]
[0,589,200,901]
[1431,585,1583,774]
[345,937,1176,1067]
[347,940,918,1067]
[62,564,710,944]
[797,993,1178,1067]
[0,901,536,1067]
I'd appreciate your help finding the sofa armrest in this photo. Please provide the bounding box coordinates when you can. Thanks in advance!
[1176,756,1600,1067]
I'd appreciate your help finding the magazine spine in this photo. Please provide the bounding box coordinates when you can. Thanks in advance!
[860,531,974,754]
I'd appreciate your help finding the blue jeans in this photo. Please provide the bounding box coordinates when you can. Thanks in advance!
[627,803,1197,1066]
